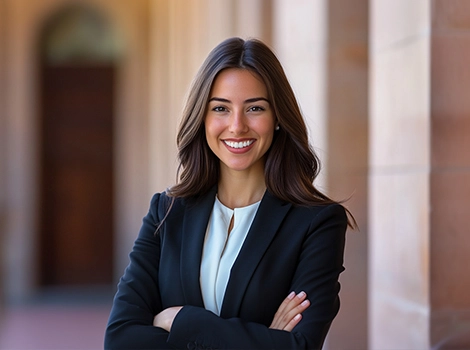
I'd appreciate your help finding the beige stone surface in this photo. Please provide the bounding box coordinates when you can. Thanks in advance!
[370,291,430,349]
[369,37,430,169]
[325,1,369,348]
[370,0,430,52]
[369,169,431,348]
[431,35,470,168]
[432,116,470,169]
[431,309,470,348]
[433,0,470,31]
[369,1,432,346]
[369,172,430,304]
[431,172,470,309]
[432,36,470,117]
[327,173,368,349]
[429,1,470,346]
[273,0,329,186]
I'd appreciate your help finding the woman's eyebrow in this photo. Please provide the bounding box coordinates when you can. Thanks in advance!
[208,97,230,103]
[208,97,270,104]
[245,97,270,104]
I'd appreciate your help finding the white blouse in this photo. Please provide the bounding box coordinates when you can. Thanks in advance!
[200,196,261,315]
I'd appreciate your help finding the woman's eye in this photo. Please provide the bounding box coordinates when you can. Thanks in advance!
[212,106,227,112]
[249,106,265,112]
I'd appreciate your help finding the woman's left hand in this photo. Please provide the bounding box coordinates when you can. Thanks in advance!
[269,291,310,331]
[153,306,183,332]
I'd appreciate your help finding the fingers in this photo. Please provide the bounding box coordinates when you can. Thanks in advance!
[281,295,310,332]
[270,291,310,331]
[273,291,296,320]
[283,312,302,332]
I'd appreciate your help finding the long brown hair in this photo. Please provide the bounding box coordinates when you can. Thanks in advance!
[166,37,355,228]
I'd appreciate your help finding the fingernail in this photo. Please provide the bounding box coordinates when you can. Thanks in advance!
[297,291,306,299]
[301,300,309,306]
[288,291,295,299]
[294,314,301,320]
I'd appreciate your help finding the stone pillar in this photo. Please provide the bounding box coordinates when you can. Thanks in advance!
[102,0,152,282]
[325,0,369,348]
[369,0,431,347]
[149,0,223,195]
[369,0,470,348]
[231,0,272,44]
[148,0,174,194]
[430,0,470,347]
[272,0,329,187]
[2,0,40,302]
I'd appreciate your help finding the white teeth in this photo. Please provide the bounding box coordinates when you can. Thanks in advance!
[224,140,254,149]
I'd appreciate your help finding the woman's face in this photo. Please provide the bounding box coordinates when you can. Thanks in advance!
[205,68,276,176]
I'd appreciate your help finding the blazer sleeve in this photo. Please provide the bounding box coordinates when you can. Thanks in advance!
[167,203,347,350]
[104,193,171,349]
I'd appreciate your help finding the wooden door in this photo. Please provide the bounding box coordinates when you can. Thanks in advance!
[39,64,114,286]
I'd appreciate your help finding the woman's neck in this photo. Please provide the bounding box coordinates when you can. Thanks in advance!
[217,168,266,209]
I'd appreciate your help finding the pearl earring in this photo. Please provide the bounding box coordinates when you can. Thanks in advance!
[275,125,280,131]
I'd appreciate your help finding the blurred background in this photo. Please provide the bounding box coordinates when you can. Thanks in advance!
[0,0,469,349]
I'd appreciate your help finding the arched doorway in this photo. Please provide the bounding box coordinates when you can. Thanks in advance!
[37,4,121,286]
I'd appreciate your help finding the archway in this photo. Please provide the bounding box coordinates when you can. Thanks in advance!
[37,4,121,286]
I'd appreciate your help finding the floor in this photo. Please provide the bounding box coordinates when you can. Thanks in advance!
[0,286,114,350]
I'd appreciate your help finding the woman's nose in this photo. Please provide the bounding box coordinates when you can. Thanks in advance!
[228,110,248,134]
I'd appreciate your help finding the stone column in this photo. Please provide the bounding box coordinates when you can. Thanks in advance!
[148,0,226,194]
[325,0,369,348]
[369,0,431,347]
[369,0,470,348]
[272,0,329,187]
[430,0,470,347]
[231,0,272,44]
[2,0,40,302]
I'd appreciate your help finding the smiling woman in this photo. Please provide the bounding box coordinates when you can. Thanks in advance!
[105,37,355,350]
[205,69,275,191]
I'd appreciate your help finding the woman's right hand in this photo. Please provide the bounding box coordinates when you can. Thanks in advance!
[269,291,310,332]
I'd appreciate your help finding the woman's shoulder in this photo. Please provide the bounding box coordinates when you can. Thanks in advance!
[301,201,346,214]
[148,189,215,221]
[288,202,348,228]
[149,191,183,216]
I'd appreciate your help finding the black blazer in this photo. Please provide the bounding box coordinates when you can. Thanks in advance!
[105,187,347,349]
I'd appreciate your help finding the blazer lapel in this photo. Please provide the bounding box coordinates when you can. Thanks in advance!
[180,186,217,307]
[220,191,292,318]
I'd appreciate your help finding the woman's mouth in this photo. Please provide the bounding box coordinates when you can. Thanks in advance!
[223,140,255,149]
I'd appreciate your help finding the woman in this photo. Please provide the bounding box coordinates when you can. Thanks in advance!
[105,37,354,349]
